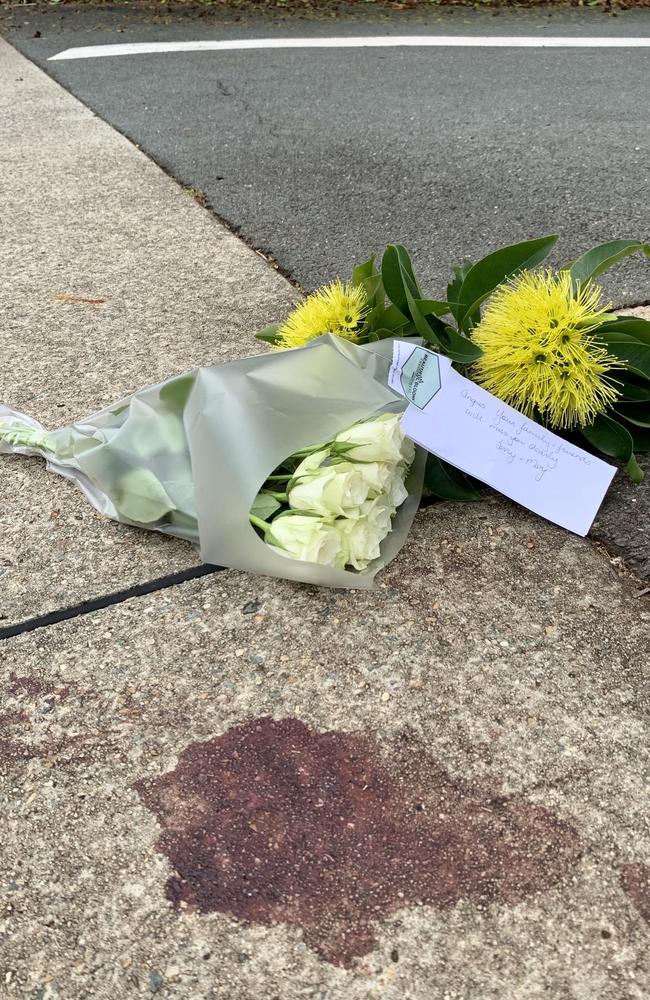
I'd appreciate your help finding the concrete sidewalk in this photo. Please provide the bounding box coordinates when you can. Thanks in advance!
[1,36,650,1000]
[0,36,298,626]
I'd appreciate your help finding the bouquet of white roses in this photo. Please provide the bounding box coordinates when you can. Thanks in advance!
[1,335,424,589]
[251,412,415,571]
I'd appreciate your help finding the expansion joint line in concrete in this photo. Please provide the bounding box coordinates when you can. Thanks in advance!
[0,564,226,641]
[0,495,444,641]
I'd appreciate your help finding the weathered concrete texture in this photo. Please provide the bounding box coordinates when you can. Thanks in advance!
[1,455,198,628]
[2,499,650,998]
[590,307,650,580]
[592,456,650,580]
[0,36,298,625]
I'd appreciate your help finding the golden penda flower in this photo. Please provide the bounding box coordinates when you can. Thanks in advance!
[471,269,620,430]
[275,280,367,350]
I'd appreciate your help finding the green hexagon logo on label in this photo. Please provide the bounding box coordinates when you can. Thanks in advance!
[400,348,442,409]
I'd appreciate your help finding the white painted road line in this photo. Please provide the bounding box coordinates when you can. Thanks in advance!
[48,35,650,61]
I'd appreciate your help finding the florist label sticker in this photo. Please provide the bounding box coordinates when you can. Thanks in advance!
[389,341,616,537]
[389,342,442,409]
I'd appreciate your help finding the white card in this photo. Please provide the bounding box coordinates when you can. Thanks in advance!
[389,341,616,536]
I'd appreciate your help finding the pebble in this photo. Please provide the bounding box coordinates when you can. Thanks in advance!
[148,970,164,994]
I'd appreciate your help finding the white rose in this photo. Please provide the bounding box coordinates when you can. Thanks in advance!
[288,461,369,517]
[335,413,407,464]
[361,496,396,537]
[292,449,330,478]
[400,435,416,466]
[337,497,396,571]
[354,461,408,508]
[267,514,343,567]
[355,460,395,498]
[385,466,409,507]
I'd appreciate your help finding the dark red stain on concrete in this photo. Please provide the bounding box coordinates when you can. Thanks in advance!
[7,674,72,704]
[621,864,650,924]
[8,673,48,698]
[0,710,29,729]
[0,677,81,767]
[136,717,582,967]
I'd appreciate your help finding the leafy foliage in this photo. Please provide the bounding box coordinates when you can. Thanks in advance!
[255,235,649,491]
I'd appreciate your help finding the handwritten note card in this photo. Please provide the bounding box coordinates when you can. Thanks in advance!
[389,341,616,536]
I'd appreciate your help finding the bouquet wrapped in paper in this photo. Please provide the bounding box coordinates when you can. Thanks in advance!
[1,335,424,589]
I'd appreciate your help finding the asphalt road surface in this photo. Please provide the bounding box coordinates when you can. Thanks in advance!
[3,4,650,577]
[4,5,650,301]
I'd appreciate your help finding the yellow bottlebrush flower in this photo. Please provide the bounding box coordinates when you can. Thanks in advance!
[275,280,367,350]
[471,269,620,430]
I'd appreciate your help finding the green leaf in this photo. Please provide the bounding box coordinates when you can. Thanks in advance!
[376,303,409,330]
[391,244,422,297]
[617,377,650,402]
[380,246,455,354]
[424,454,482,501]
[629,427,650,453]
[405,284,482,363]
[115,468,176,524]
[627,454,645,481]
[454,235,558,332]
[250,492,282,520]
[381,244,422,318]
[405,286,443,346]
[579,414,643,482]
[600,335,650,381]
[436,325,483,364]
[359,271,386,311]
[413,298,451,318]
[447,260,473,325]
[352,254,377,287]
[360,301,410,341]
[599,332,642,343]
[167,509,200,542]
[595,316,650,346]
[564,240,650,286]
[255,323,282,345]
[129,411,186,458]
[367,327,403,342]
[614,404,650,428]
[159,373,196,412]
[580,413,633,460]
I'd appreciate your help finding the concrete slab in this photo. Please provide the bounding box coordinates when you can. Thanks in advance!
[2,498,649,998]
[0,36,298,626]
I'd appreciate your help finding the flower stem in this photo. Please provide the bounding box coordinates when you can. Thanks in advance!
[249,514,270,534]
[290,443,327,458]
[262,490,288,502]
